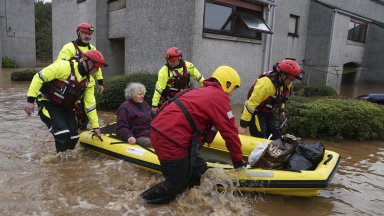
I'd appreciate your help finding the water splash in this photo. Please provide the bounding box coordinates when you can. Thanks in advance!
[72,197,100,210]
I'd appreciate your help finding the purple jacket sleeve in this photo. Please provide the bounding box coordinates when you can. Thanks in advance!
[116,103,133,141]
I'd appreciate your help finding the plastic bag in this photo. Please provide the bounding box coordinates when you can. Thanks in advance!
[248,142,269,167]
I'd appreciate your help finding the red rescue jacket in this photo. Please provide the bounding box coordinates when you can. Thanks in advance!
[151,80,243,163]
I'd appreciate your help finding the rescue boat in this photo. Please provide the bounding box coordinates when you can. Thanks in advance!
[79,123,340,197]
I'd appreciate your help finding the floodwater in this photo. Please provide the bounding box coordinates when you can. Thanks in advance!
[1,68,383,215]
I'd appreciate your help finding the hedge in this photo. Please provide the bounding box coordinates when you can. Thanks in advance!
[10,69,38,81]
[96,72,157,111]
[286,96,384,141]
[2,56,18,68]
[301,84,338,97]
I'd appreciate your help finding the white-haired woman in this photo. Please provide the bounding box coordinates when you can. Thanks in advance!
[116,82,152,147]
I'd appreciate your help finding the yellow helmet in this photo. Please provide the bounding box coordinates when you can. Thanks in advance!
[211,66,241,93]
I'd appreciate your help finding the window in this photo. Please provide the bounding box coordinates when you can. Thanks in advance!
[347,19,367,43]
[77,0,86,3]
[288,14,299,37]
[109,0,126,11]
[203,0,272,40]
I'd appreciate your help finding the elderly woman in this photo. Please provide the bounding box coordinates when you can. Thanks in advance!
[116,82,152,147]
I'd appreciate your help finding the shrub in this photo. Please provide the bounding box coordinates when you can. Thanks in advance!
[301,84,337,97]
[286,96,384,141]
[2,56,18,68]
[10,69,38,81]
[96,72,157,111]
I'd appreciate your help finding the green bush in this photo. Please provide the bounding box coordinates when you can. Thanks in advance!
[286,96,384,141]
[10,69,38,81]
[2,56,18,68]
[291,84,305,96]
[96,72,157,111]
[301,84,337,97]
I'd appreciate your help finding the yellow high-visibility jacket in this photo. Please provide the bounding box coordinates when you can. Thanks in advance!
[152,60,204,107]
[57,41,103,84]
[27,60,99,129]
[240,76,291,128]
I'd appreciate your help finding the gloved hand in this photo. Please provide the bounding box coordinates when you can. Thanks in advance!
[238,126,247,135]
[233,159,247,170]
[97,85,105,94]
[92,128,103,141]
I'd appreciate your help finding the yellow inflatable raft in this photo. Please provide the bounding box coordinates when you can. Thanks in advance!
[79,123,340,197]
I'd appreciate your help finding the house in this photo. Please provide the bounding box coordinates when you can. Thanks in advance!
[305,0,384,96]
[0,0,36,67]
[52,0,384,103]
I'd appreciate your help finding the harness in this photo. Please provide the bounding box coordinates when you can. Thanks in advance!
[161,60,191,101]
[247,71,289,113]
[40,61,88,108]
[69,40,91,61]
[158,88,204,175]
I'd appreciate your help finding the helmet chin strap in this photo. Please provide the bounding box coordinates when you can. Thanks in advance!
[85,60,95,75]
[280,73,290,88]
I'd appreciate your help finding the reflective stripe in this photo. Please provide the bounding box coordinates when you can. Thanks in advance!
[169,87,178,91]
[155,87,163,94]
[49,127,52,131]
[53,129,70,136]
[38,70,45,82]
[245,102,255,115]
[196,74,202,82]
[86,104,96,113]
[70,135,80,139]
[54,92,64,99]
[255,115,261,132]
[63,80,70,84]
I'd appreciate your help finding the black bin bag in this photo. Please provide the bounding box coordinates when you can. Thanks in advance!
[286,141,325,171]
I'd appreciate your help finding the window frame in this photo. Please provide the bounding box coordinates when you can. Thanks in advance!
[347,18,368,43]
[203,0,271,41]
[288,14,299,38]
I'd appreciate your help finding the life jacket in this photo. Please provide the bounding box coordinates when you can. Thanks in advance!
[247,71,289,113]
[40,61,88,108]
[161,60,191,100]
[69,40,91,61]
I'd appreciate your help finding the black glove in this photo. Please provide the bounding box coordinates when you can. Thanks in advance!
[233,160,247,169]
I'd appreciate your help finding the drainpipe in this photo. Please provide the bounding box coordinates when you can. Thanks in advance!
[326,9,337,88]
[262,0,276,73]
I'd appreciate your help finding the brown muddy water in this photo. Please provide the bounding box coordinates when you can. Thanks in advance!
[1,68,383,215]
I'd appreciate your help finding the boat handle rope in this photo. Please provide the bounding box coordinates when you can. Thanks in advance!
[109,141,157,155]
[323,154,333,165]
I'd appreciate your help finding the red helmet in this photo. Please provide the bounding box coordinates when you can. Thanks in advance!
[276,60,302,80]
[164,47,182,61]
[77,22,94,34]
[81,50,107,68]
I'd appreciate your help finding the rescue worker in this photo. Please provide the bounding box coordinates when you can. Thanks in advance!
[57,22,104,129]
[24,50,108,153]
[140,66,245,204]
[238,59,302,140]
[151,47,204,113]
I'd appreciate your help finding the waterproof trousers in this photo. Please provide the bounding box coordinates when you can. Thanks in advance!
[140,155,207,204]
[38,101,79,152]
[249,111,281,140]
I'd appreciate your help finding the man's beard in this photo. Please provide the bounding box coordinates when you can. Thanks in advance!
[82,38,91,43]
